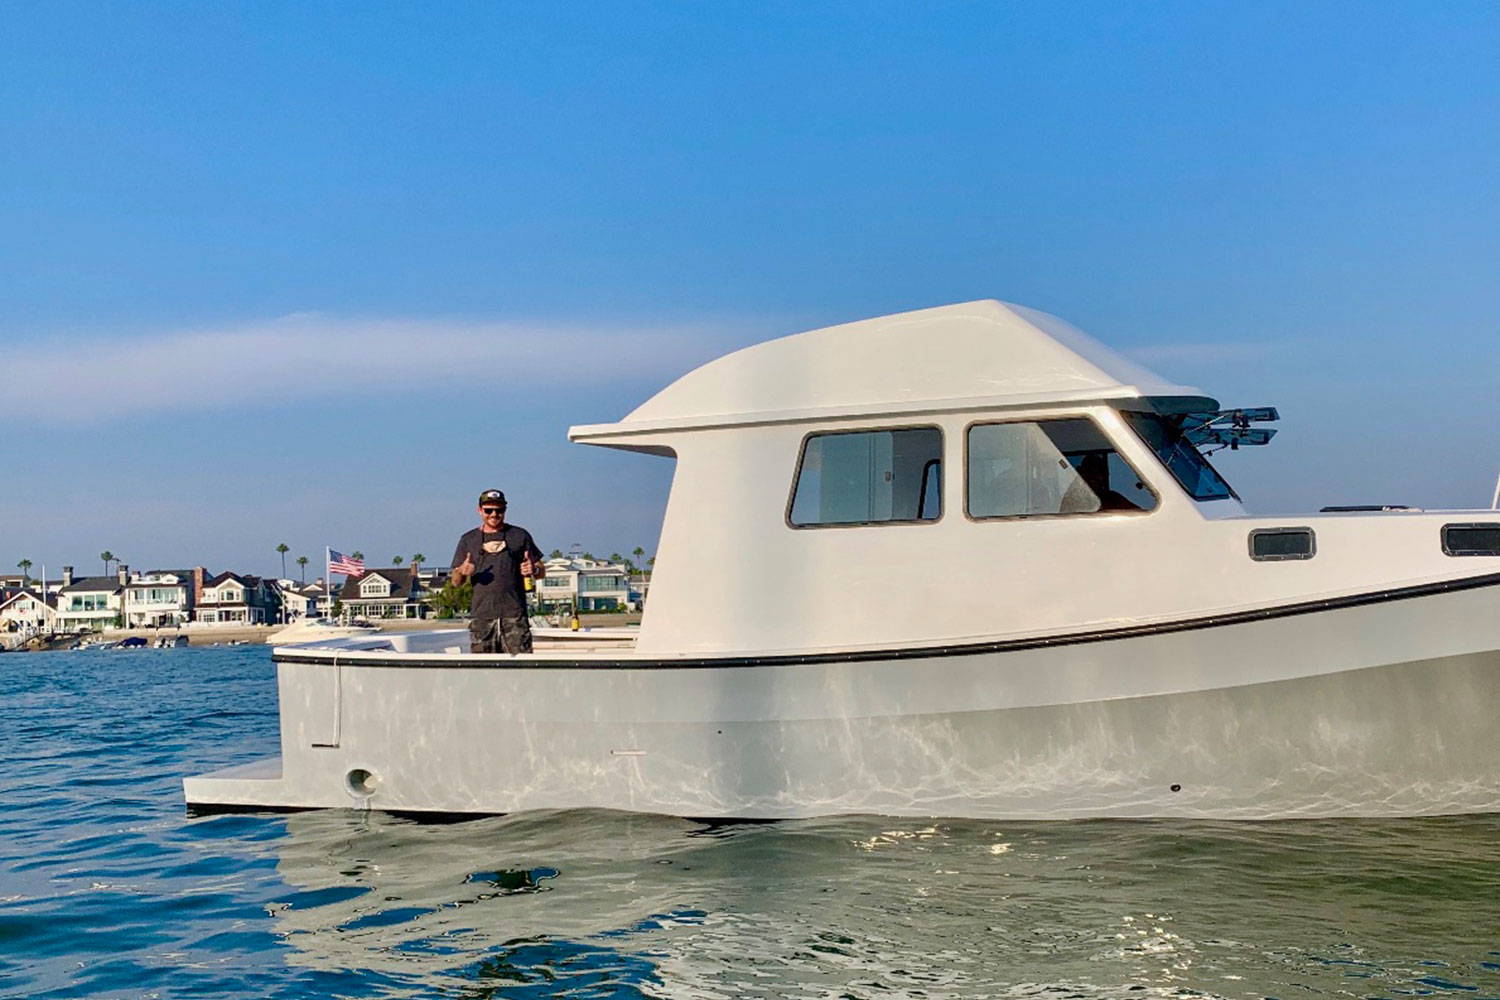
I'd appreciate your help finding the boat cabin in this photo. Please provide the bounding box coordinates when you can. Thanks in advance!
[557,299,1496,656]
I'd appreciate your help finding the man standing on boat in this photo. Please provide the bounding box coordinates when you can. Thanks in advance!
[450,489,546,654]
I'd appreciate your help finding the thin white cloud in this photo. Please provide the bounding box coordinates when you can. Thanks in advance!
[11,313,746,423]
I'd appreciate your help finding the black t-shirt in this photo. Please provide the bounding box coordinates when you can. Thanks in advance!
[451,524,543,620]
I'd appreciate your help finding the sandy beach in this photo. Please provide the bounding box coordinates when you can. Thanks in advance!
[73,612,645,648]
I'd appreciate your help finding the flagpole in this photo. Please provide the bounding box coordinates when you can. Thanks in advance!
[325,546,333,622]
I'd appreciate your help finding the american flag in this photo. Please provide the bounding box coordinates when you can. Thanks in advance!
[328,549,365,577]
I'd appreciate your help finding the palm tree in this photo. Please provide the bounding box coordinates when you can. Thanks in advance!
[633,546,644,566]
[276,543,289,579]
[646,555,655,577]
[610,553,623,566]
[296,555,309,583]
[351,550,364,562]
[17,558,32,581]
[549,549,563,559]
[393,555,404,566]
[411,553,425,573]
[100,551,115,576]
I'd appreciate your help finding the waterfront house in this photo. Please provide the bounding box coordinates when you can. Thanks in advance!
[279,580,331,621]
[123,568,203,628]
[0,588,58,636]
[338,568,428,619]
[196,571,281,625]
[418,566,451,590]
[536,557,633,612]
[54,566,128,632]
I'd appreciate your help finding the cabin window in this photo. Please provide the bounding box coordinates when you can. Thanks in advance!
[966,418,1157,519]
[789,427,943,526]
[1121,410,1236,501]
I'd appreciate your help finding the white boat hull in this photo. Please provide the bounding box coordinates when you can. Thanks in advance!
[185,577,1500,819]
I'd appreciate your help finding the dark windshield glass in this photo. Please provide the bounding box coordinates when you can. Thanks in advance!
[1122,411,1236,501]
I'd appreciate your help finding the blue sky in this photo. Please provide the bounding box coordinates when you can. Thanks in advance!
[3,2,1497,579]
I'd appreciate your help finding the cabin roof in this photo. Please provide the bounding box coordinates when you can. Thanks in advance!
[570,300,1209,443]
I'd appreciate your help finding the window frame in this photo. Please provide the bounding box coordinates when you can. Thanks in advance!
[1441,522,1500,557]
[784,423,947,530]
[1118,408,1240,503]
[962,414,1161,524]
[1248,526,1317,561]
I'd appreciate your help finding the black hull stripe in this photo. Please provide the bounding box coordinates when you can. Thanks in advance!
[273,570,1500,670]
[184,802,787,825]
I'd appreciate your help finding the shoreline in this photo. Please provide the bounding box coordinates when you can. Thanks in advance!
[7,612,644,651]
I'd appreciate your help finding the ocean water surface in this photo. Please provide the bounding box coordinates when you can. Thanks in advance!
[3,646,1499,999]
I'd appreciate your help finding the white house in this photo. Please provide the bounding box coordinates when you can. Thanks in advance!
[54,566,126,632]
[0,588,58,637]
[123,569,202,628]
[278,580,331,621]
[536,557,633,611]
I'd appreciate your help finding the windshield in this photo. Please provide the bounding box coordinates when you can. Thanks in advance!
[1121,410,1237,502]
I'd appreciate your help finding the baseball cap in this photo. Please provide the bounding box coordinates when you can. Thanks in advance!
[478,489,506,506]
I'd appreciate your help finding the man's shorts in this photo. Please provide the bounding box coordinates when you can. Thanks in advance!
[469,615,533,654]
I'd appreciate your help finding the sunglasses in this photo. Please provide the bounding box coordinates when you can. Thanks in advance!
[481,507,505,515]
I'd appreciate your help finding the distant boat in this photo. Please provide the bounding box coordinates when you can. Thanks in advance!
[267,618,381,647]
[187,300,1500,821]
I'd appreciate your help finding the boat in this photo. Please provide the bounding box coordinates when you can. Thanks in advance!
[184,300,1500,820]
[266,618,381,646]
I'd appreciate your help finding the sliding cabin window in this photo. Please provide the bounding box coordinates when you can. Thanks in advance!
[1120,410,1236,502]
[789,427,942,527]
[966,418,1157,519]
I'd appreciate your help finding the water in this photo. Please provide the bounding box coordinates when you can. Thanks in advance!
[3,648,1499,1000]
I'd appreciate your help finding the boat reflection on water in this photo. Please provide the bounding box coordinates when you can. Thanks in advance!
[262,809,714,990]
[246,809,1500,998]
